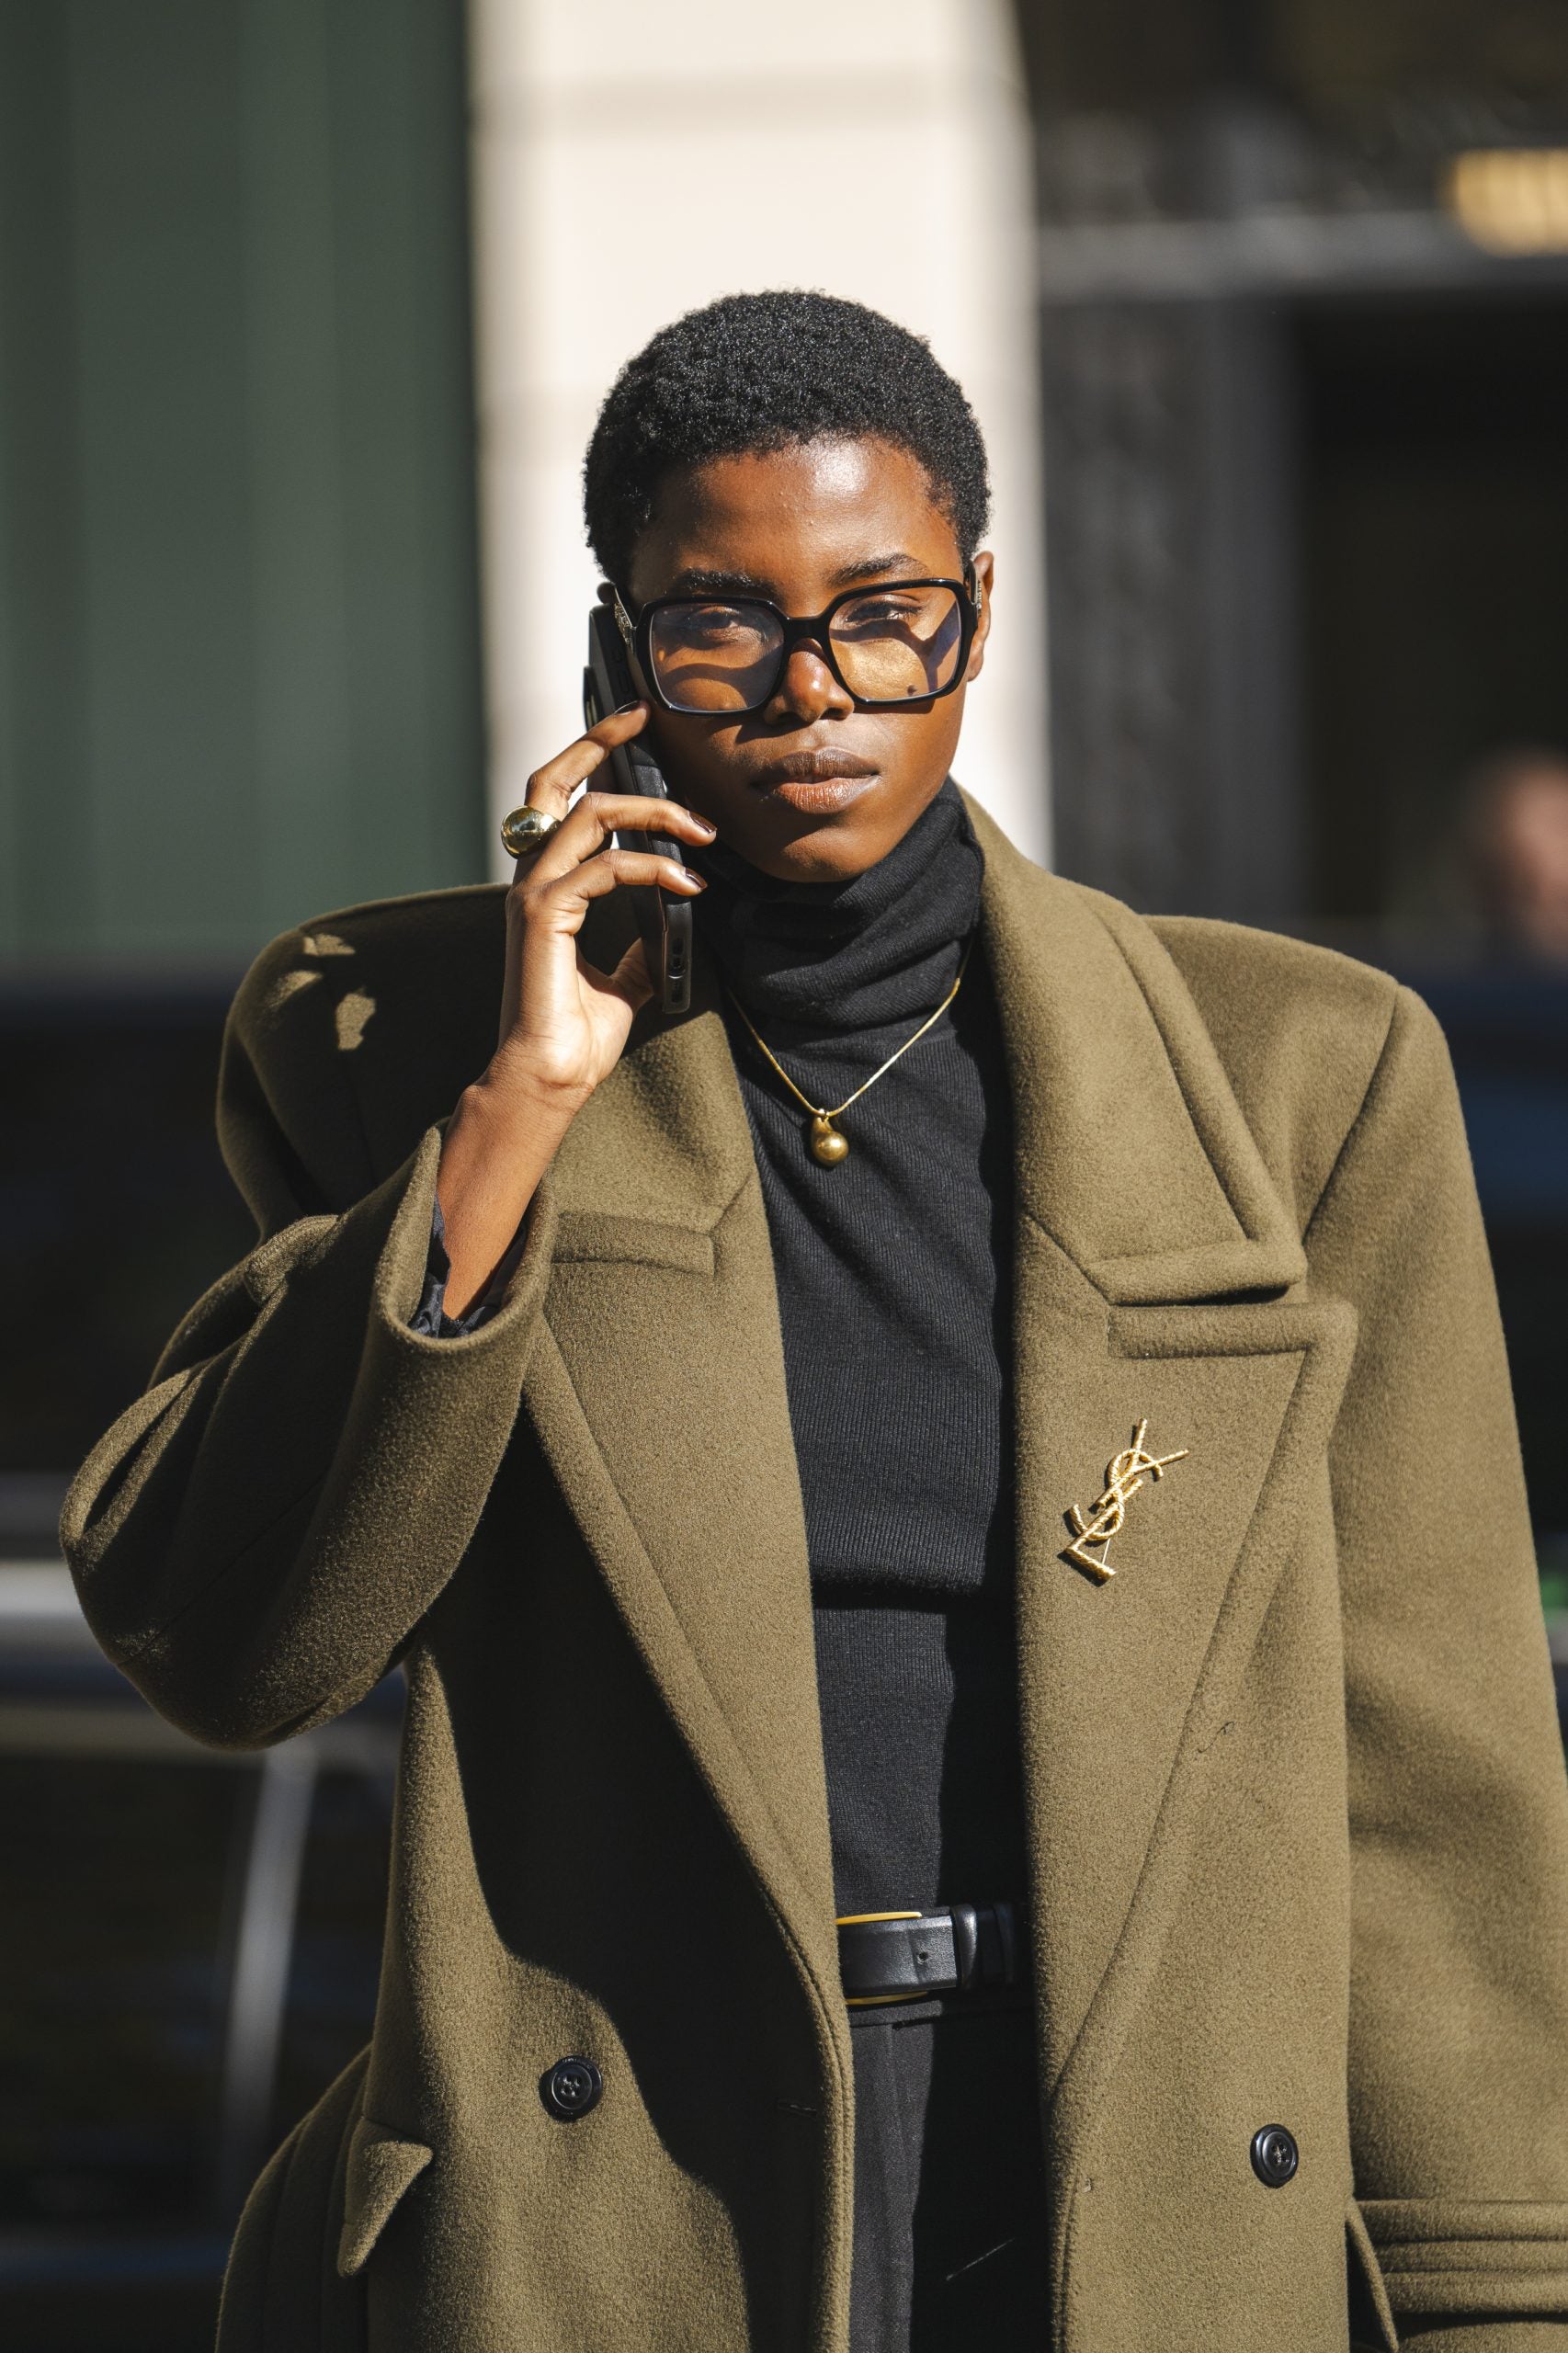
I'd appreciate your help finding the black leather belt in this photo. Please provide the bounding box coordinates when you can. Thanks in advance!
[836,1903,1023,2006]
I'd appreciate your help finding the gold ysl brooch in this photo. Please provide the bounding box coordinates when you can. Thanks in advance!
[1063,1421,1188,1582]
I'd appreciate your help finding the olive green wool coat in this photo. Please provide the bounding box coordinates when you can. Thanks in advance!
[63,801,1568,2353]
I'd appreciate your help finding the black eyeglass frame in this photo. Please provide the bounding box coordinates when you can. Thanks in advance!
[611,565,982,716]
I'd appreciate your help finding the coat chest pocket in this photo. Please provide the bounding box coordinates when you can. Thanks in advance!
[551,1211,715,1279]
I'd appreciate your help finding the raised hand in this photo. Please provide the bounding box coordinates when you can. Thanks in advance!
[437,703,712,1316]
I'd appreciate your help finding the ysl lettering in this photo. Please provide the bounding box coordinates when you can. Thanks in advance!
[1064,1421,1188,1582]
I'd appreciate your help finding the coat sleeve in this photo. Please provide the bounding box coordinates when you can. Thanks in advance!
[59,932,559,1749]
[1304,984,1568,2346]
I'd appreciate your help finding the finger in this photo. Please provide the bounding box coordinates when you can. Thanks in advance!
[526,791,715,887]
[526,847,705,917]
[589,935,654,1017]
[513,850,700,1025]
[523,702,650,820]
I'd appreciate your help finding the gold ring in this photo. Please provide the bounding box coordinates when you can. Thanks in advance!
[500,806,562,861]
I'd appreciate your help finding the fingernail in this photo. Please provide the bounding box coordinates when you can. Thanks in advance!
[615,698,644,715]
[676,870,707,890]
[690,814,717,836]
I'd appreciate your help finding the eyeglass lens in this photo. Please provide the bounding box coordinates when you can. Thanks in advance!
[646,585,965,712]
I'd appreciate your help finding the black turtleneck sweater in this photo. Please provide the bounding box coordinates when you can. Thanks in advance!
[421,781,1028,1922]
[693,782,1028,1919]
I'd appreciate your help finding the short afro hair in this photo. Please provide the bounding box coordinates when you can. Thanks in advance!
[584,290,990,586]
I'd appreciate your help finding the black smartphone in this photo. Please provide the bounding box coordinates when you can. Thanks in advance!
[583,598,692,1016]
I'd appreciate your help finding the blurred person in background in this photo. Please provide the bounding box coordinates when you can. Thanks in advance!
[60,293,1568,2352]
[1465,745,1568,965]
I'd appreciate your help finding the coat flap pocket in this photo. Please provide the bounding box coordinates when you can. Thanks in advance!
[1346,2200,1399,2353]
[551,1209,715,1277]
[1358,2198,1568,2311]
[336,2113,432,2278]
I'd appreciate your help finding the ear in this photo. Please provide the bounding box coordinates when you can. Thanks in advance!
[965,551,995,681]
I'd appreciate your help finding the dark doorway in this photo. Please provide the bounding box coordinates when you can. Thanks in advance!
[1296,291,1568,1550]
[1298,292,1568,935]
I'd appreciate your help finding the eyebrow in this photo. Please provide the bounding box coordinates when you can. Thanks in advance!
[661,551,931,600]
[830,551,927,586]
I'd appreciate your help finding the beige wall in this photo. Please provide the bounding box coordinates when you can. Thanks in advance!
[467,0,1049,871]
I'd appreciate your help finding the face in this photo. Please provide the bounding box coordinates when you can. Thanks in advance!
[622,436,993,881]
[1491,767,1568,959]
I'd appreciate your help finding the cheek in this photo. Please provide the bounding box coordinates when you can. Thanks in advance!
[645,711,718,771]
[869,694,966,775]
[642,713,754,813]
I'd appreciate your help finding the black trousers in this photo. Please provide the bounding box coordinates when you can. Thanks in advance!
[846,1994,1050,2352]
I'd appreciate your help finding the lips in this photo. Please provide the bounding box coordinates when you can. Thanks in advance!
[753,751,879,787]
[756,773,880,815]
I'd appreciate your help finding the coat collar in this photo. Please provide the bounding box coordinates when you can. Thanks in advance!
[964,794,1305,1302]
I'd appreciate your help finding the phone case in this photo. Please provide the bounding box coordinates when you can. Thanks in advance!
[583,603,693,1016]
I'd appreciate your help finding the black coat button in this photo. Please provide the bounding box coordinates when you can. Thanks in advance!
[541,2056,603,2121]
[1250,2124,1299,2186]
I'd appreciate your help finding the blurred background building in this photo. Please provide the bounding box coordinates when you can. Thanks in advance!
[2,1,1566,2343]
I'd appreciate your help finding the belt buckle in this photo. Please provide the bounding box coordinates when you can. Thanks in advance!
[836,1909,928,2009]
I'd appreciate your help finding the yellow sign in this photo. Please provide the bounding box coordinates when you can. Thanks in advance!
[1445,149,1568,256]
[1064,1421,1187,1582]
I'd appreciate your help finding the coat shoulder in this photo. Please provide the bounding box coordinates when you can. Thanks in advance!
[1143,910,1403,1236]
[232,882,507,1047]
[224,886,511,1209]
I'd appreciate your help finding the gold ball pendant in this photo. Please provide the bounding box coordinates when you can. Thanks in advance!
[809,1117,849,1166]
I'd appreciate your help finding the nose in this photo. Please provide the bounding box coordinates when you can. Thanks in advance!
[763,641,854,726]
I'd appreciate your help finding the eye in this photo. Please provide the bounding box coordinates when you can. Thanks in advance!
[663,602,769,645]
[686,604,748,637]
[839,596,923,630]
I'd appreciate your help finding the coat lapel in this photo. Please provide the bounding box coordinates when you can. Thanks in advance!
[517,926,845,2035]
[970,801,1356,2287]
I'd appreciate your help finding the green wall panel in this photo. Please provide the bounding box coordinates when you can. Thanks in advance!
[0,0,485,971]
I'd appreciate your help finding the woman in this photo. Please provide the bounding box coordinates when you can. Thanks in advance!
[64,293,1568,2352]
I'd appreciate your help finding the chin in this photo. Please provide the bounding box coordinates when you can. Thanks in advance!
[732,809,899,884]
[767,841,879,883]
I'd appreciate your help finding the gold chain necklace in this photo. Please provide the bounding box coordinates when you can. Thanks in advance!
[725,938,974,1166]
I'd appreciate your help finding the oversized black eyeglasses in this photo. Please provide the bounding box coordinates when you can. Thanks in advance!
[615,570,980,716]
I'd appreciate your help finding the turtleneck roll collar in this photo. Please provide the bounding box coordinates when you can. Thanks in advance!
[689,776,983,1033]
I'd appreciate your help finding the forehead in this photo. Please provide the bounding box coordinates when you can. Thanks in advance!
[629,435,961,604]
